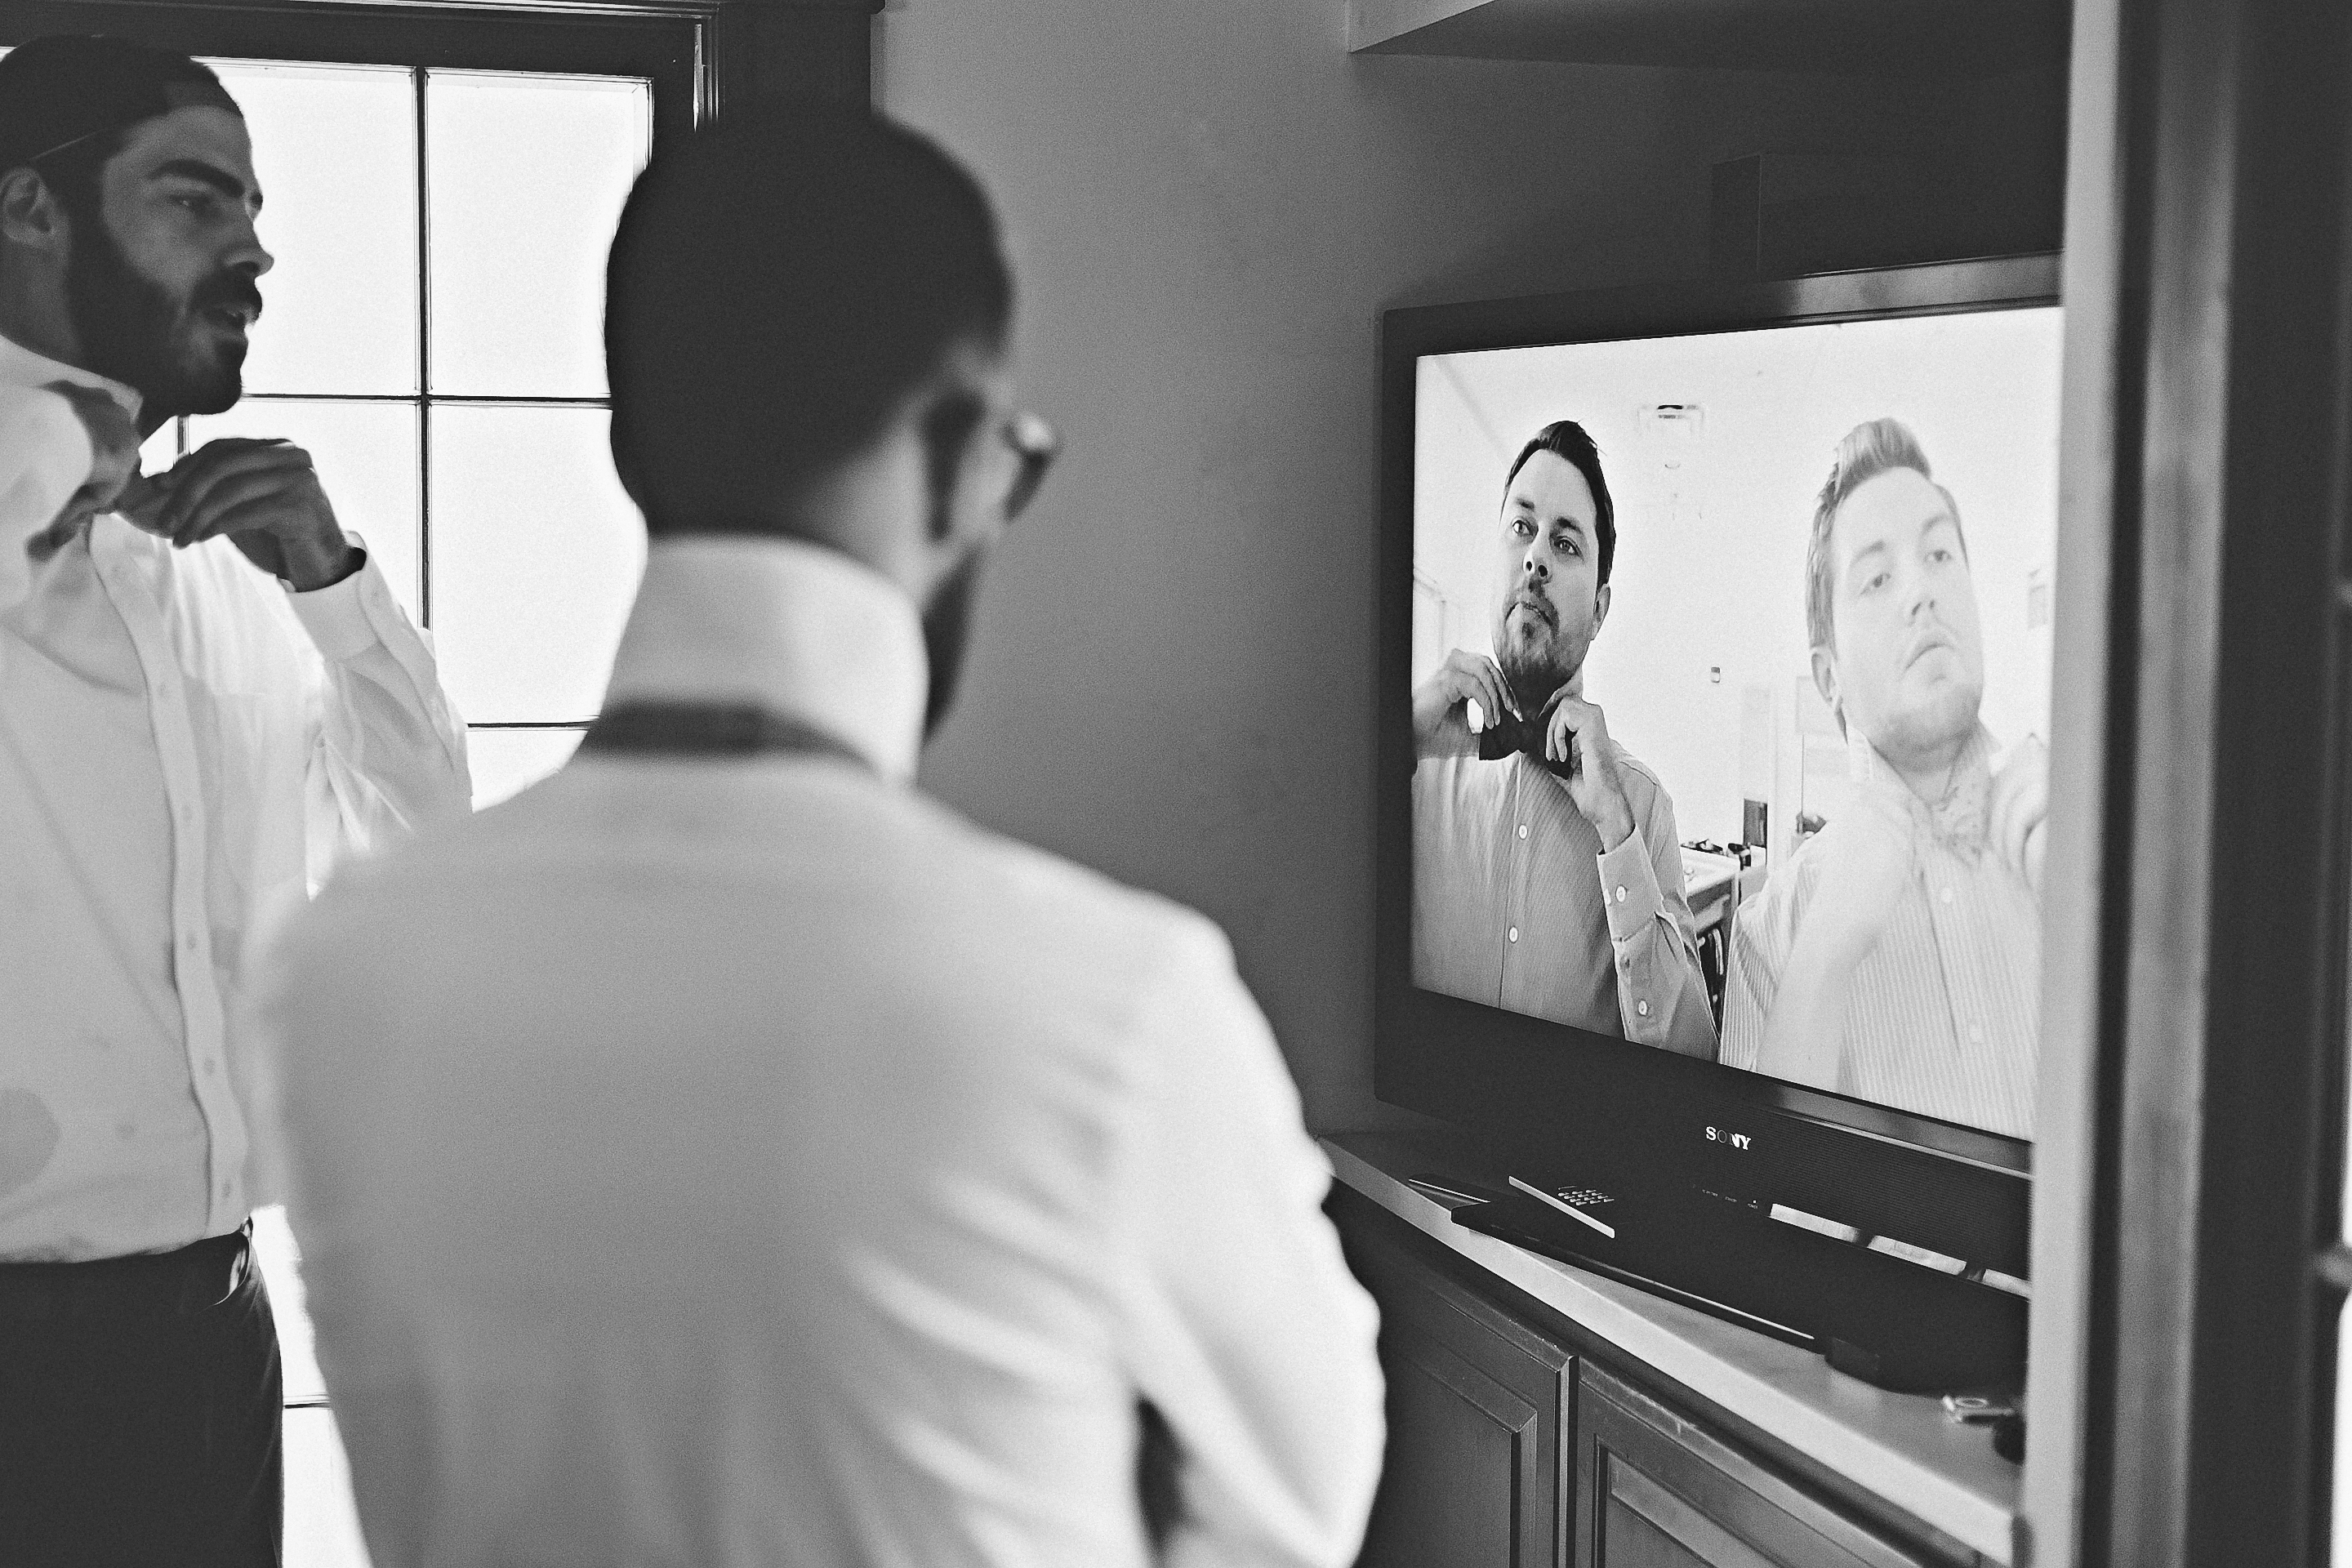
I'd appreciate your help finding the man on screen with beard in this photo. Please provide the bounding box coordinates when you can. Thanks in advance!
[1411,420,1716,1057]
[1721,417,2043,1139]
[0,37,469,1563]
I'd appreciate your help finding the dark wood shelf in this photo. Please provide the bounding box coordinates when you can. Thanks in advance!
[1346,0,2068,79]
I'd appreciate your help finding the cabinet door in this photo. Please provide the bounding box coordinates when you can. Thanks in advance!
[1575,1365,1940,1568]
[1344,1214,1575,1568]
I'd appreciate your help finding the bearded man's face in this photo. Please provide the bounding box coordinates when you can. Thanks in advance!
[64,105,267,420]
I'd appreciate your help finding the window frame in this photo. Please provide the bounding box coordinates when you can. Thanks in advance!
[2023,0,2352,1563]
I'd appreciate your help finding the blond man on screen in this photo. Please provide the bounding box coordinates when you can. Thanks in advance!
[1722,418,2043,1138]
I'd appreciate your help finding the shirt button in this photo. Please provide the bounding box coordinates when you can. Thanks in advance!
[1508,927,1520,942]
[1637,1000,1650,1017]
[1517,824,1529,840]
[1615,886,1628,903]
[219,1181,232,1200]
[183,933,198,952]
[1941,887,1956,905]
[203,1059,219,1077]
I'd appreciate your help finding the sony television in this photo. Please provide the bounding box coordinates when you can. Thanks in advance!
[1374,254,2061,1390]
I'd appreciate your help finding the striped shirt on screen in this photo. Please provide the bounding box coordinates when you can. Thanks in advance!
[1720,728,2040,1139]
[1411,745,1717,1058]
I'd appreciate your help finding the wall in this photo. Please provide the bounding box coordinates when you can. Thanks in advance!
[882,0,2056,1131]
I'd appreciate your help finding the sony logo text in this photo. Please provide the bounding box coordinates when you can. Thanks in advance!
[1704,1127,1753,1152]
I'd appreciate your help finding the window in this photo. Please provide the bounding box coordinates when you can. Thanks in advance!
[189,47,663,1567]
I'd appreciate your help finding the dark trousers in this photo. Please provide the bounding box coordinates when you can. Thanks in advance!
[0,1231,283,1567]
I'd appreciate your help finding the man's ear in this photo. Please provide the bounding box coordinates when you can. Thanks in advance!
[1810,646,1842,732]
[916,386,988,546]
[0,167,68,253]
[1592,580,1611,630]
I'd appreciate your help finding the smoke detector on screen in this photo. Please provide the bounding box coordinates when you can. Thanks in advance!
[1642,403,1705,442]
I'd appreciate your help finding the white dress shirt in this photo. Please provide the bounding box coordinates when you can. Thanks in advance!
[0,334,471,1261]
[1721,727,2040,1138]
[260,535,1386,1568]
[1412,746,1717,1056]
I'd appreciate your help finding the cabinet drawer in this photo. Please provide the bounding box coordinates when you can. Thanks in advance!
[1576,1364,1940,1568]
[1344,1207,1577,1568]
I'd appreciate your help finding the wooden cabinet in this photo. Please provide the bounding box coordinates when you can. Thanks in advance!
[1334,1189,1980,1568]
[1576,1365,1938,1568]
[1347,1202,1575,1568]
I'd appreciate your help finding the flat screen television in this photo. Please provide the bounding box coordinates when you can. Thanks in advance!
[1375,254,2061,1389]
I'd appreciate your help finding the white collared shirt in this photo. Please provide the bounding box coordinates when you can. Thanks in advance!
[1721,727,2040,1137]
[0,335,471,1261]
[261,534,1386,1568]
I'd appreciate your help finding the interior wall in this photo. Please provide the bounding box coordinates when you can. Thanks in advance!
[881,0,2042,1131]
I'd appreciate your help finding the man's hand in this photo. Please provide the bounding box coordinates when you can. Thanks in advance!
[25,381,142,563]
[1411,649,1516,758]
[1989,734,2048,898]
[1795,782,1918,971]
[1753,782,1919,1086]
[137,437,359,591]
[1539,689,1636,849]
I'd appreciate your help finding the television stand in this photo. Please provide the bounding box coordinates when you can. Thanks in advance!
[1324,1133,2022,1566]
[1437,1173,2025,1393]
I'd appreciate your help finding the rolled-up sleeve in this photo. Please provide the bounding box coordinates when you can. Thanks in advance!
[1597,788,1718,1059]
[1114,917,1385,1568]
[286,539,472,883]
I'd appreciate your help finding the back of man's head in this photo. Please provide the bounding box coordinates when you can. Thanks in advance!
[605,100,1013,538]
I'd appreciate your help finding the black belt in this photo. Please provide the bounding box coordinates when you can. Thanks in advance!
[582,702,871,769]
[0,1227,252,1320]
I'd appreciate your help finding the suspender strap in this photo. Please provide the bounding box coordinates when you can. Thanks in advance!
[581,702,871,771]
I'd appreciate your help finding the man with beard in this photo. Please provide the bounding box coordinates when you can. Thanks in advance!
[1411,420,1716,1056]
[254,104,1384,1568]
[0,35,470,1565]
[1721,419,2043,1138]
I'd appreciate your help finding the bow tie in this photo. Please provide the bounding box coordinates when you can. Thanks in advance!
[1476,710,1577,779]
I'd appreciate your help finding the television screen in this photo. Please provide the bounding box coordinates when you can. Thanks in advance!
[1408,304,2062,1143]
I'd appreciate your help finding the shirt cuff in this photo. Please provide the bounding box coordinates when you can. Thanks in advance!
[282,539,381,662]
[1596,827,1665,944]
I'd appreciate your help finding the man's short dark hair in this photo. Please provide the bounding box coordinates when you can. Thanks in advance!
[0,36,239,242]
[1804,416,1968,655]
[605,100,1013,537]
[1503,421,1616,588]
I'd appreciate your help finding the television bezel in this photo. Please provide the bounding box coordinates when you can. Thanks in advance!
[1374,253,2060,1279]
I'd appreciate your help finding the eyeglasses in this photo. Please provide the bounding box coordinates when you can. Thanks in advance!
[1000,410,1060,521]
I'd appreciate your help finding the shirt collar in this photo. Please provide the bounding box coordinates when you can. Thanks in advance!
[601,534,929,785]
[1849,723,1997,852]
[0,330,143,420]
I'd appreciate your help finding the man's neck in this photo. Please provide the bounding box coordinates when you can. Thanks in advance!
[1874,730,1978,803]
[0,272,82,377]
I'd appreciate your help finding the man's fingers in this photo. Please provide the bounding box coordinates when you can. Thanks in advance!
[1479,665,1514,724]
[173,495,285,550]
[158,445,308,537]
[171,472,305,546]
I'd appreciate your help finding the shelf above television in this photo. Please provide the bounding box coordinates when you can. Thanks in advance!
[1345,0,2068,78]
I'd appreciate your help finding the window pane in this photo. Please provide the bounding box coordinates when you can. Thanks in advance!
[468,727,586,809]
[2338,1303,2352,1568]
[425,72,650,398]
[205,60,418,397]
[284,1407,372,1568]
[186,402,422,622]
[427,406,643,722]
[139,422,180,478]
